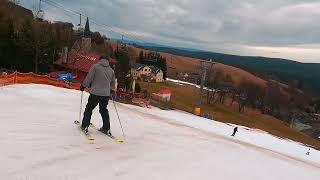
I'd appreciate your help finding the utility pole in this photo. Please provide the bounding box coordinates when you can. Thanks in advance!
[194,59,214,115]
[36,0,44,20]
[198,61,208,105]
[39,0,41,12]
[79,13,82,27]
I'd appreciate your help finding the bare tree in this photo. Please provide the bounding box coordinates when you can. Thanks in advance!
[17,20,53,73]
[235,80,264,113]
[206,70,224,104]
[9,0,20,5]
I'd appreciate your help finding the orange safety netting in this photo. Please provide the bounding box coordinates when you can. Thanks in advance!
[0,72,81,90]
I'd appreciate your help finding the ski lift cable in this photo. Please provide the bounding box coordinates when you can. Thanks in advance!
[44,0,118,35]
[41,0,150,44]
[43,0,148,44]
[41,0,78,19]
[91,20,146,43]
[90,20,146,43]
[41,1,75,19]
[43,0,81,15]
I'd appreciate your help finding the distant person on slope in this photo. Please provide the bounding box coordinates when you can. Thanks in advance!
[231,127,238,136]
[80,54,116,136]
[306,148,311,155]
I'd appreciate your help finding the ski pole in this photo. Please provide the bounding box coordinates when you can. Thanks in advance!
[79,91,83,121]
[111,94,126,140]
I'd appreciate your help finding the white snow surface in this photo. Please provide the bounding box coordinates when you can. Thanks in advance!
[166,78,200,87]
[0,84,319,180]
[166,78,213,91]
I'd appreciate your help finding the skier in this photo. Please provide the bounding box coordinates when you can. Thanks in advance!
[306,148,311,155]
[231,127,238,136]
[80,54,116,136]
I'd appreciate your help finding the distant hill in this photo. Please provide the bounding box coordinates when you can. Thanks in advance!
[135,45,320,97]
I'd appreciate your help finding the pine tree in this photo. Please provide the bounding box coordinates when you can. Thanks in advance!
[84,17,90,38]
[0,18,16,69]
[115,46,130,86]
[137,50,144,63]
[157,56,167,80]
[17,20,54,73]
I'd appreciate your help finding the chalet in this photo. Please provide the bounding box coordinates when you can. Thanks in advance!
[131,63,163,82]
[149,65,164,82]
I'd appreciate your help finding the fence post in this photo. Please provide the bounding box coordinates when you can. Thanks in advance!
[14,71,17,84]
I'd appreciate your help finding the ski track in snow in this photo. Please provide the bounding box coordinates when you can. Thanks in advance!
[0,84,319,180]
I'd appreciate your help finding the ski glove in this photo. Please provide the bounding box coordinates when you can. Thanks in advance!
[80,85,85,91]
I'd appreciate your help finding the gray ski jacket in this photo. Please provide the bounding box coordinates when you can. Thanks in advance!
[82,59,116,97]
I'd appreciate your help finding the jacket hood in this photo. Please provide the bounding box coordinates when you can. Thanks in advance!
[99,59,110,67]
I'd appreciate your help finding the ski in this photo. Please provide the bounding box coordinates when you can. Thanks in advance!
[89,123,124,143]
[74,120,95,141]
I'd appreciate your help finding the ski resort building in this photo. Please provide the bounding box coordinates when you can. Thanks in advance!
[52,17,117,82]
[131,63,163,82]
[49,17,117,82]
[53,50,117,82]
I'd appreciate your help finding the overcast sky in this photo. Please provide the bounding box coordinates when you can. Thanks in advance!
[19,0,320,63]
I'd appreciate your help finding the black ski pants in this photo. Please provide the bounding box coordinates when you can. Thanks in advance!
[82,94,110,130]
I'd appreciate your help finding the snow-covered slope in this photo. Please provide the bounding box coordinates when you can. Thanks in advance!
[0,84,319,180]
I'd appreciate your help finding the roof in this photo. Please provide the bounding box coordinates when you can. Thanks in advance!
[159,89,172,94]
[55,50,117,72]
[132,63,146,70]
[146,58,158,63]
[149,65,161,74]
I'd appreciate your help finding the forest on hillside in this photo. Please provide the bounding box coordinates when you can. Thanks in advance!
[0,1,168,87]
[0,1,115,74]
[0,1,76,73]
[136,45,320,98]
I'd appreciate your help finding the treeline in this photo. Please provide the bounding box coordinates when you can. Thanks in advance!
[0,0,76,73]
[204,68,313,123]
[136,50,167,79]
[135,45,320,97]
[0,1,112,74]
[0,1,142,90]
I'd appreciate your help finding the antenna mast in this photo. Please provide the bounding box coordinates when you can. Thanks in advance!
[36,0,44,20]
[79,13,82,27]
[39,0,41,12]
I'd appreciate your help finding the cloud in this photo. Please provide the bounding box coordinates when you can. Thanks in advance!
[19,0,320,63]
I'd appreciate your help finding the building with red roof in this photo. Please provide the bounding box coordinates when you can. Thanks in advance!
[53,50,117,82]
[51,17,117,82]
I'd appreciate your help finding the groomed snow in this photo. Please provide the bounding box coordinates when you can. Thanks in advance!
[0,84,319,180]
[166,78,211,91]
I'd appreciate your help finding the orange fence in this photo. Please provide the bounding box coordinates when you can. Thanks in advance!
[0,72,81,90]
